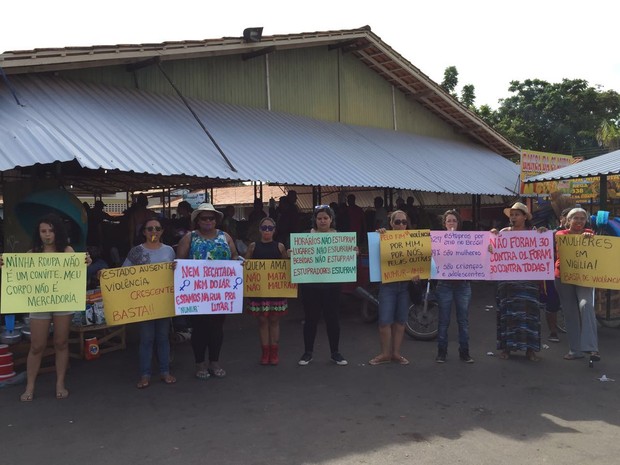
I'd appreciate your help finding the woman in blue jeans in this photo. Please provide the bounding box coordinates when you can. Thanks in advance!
[435,210,473,363]
[123,218,177,388]
[369,210,410,366]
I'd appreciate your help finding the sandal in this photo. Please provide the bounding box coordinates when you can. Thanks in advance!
[20,391,34,402]
[499,351,510,360]
[56,389,70,399]
[563,352,584,360]
[207,366,226,378]
[392,355,410,365]
[526,351,541,362]
[589,352,601,362]
[195,363,210,380]
[160,374,177,384]
[368,355,391,366]
[136,377,151,389]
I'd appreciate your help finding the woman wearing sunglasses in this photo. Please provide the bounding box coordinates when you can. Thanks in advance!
[369,210,411,366]
[245,217,289,365]
[123,218,176,388]
[176,203,238,380]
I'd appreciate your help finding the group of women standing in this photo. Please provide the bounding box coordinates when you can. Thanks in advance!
[7,200,603,401]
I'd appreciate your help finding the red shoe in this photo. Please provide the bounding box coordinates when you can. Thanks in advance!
[260,346,270,365]
[269,344,279,365]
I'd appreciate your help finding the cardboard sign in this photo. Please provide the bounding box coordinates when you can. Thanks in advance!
[244,259,298,298]
[100,262,175,325]
[290,233,357,284]
[1,253,86,314]
[174,259,244,315]
[379,230,431,283]
[431,231,490,280]
[488,230,554,280]
[558,234,620,289]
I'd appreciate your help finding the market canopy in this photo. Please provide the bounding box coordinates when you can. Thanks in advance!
[525,149,620,182]
[0,75,520,196]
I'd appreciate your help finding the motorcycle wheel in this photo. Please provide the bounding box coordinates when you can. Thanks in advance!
[405,300,439,340]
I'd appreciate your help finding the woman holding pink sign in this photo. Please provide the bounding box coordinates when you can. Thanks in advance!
[245,217,288,366]
[123,218,176,389]
[176,203,238,380]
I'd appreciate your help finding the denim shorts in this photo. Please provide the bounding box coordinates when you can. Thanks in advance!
[378,281,410,325]
[29,311,75,320]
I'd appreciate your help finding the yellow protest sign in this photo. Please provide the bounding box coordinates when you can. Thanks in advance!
[557,235,620,290]
[244,259,298,298]
[1,253,86,314]
[379,230,431,283]
[100,262,175,325]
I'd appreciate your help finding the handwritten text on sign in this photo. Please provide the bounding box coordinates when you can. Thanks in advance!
[379,230,431,283]
[100,262,175,325]
[174,259,244,315]
[290,233,357,284]
[244,259,298,298]
[558,234,620,290]
[0,253,86,314]
[431,231,490,280]
[488,230,554,280]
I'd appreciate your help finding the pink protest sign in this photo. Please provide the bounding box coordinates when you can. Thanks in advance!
[430,231,490,280]
[174,259,244,315]
[488,230,554,280]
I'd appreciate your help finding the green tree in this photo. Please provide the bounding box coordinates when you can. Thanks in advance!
[460,84,476,108]
[490,78,620,156]
[597,119,620,151]
[441,66,458,96]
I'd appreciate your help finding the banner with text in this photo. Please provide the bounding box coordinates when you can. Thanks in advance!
[1,253,86,314]
[100,262,175,325]
[431,231,490,280]
[488,230,554,280]
[557,234,620,290]
[290,233,357,284]
[244,259,298,298]
[174,259,244,315]
[379,230,431,283]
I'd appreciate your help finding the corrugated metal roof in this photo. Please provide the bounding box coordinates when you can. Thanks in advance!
[525,150,620,182]
[0,75,520,196]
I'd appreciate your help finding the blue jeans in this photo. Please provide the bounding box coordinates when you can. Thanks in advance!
[436,281,471,352]
[378,281,410,326]
[139,318,171,376]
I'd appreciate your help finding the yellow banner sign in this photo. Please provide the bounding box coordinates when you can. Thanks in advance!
[520,149,573,195]
[100,262,175,325]
[243,259,298,298]
[557,235,620,290]
[1,253,87,314]
[379,230,431,283]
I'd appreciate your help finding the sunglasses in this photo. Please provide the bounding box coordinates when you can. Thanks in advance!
[392,219,407,225]
[314,204,330,210]
[145,226,163,232]
[260,225,275,231]
[198,216,216,221]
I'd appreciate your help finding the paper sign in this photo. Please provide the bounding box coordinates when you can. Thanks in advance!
[290,233,357,284]
[100,262,175,325]
[1,253,86,314]
[174,259,244,315]
[431,231,490,280]
[488,230,554,280]
[558,234,620,289]
[244,259,298,298]
[379,230,431,283]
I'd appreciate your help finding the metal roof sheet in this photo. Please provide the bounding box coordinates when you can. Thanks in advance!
[0,75,520,196]
[525,149,620,182]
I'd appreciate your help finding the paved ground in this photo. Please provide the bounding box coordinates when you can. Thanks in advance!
[2,282,620,465]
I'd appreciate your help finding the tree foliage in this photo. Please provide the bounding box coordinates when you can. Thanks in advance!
[479,78,620,156]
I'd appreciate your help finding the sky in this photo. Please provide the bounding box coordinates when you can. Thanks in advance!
[2,0,618,109]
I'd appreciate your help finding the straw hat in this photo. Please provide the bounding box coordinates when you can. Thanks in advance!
[190,203,223,223]
[504,202,532,221]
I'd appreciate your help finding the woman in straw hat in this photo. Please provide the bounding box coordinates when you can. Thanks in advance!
[176,203,238,380]
[492,202,545,362]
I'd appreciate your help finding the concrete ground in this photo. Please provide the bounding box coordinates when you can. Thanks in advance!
[1,281,619,465]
